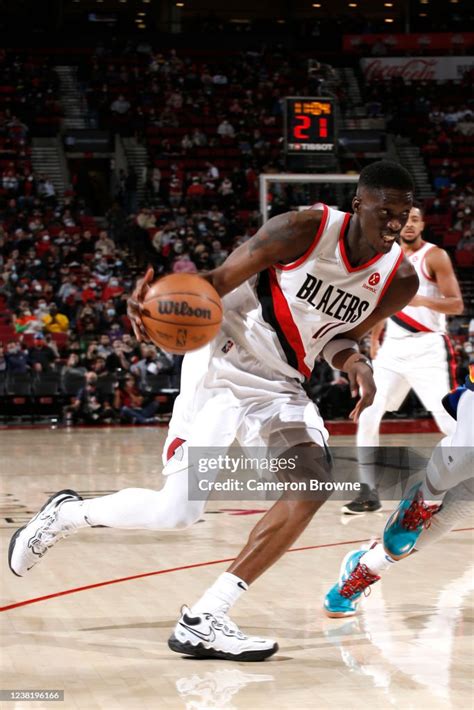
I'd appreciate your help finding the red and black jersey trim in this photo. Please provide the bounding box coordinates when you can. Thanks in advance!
[390,312,433,333]
[443,334,458,389]
[256,268,311,378]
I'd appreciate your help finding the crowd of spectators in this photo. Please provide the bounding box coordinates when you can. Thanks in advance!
[80,45,345,214]
[361,68,474,267]
[0,46,472,426]
[0,51,62,136]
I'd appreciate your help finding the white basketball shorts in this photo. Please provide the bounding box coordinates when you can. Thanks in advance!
[373,332,456,413]
[162,328,328,472]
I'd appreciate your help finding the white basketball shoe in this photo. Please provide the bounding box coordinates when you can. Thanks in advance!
[168,606,278,661]
[9,489,83,576]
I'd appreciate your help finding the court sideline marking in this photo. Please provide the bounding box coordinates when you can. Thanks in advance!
[1,527,472,613]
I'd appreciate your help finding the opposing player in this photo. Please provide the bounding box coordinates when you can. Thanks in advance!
[324,367,474,617]
[343,203,464,514]
[9,161,419,661]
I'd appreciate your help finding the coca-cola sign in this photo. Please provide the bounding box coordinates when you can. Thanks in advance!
[361,56,474,82]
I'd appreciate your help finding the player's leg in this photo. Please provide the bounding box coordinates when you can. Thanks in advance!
[356,361,410,449]
[407,338,457,439]
[383,387,473,559]
[343,364,410,514]
[324,387,473,617]
[323,478,474,618]
[8,347,214,577]
[170,439,330,660]
[8,448,210,577]
[169,374,332,660]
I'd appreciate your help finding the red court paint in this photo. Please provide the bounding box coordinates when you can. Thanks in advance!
[1,527,472,613]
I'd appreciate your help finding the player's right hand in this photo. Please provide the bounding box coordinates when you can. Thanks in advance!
[127,266,154,342]
[347,362,376,423]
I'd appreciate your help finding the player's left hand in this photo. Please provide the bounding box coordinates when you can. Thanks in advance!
[347,362,376,423]
[127,266,154,341]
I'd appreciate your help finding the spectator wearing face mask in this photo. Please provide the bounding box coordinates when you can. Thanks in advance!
[42,303,69,333]
[102,278,124,301]
[34,299,50,320]
[81,281,99,304]
[5,340,29,373]
[96,334,113,359]
[28,333,57,372]
[99,300,120,333]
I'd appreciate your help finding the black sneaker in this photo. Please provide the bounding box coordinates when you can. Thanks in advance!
[341,485,382,515]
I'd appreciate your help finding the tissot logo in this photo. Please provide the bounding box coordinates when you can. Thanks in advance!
[368,272,380,286]
[296,273,369,323]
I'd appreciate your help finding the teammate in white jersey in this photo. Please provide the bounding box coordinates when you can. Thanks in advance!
[10,161,420,661]
[343,203,464,514]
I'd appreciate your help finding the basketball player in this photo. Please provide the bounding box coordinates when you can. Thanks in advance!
[10,161,420,661]
[324,367,474,617]
[343,203,464,514]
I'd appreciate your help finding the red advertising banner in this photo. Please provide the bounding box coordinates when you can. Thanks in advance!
[360,56,474,82]
[344,33,474,53]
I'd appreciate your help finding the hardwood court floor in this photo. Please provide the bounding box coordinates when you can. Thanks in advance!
[1,428,472,710]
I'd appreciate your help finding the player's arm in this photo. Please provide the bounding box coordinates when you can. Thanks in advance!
[324,258,418,421]
[128,210,323,339]
[205,209,323,295]
[369,318,387,360]
[408,247,464,314]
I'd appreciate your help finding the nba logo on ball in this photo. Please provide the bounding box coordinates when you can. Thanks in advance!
[176,329,188,347]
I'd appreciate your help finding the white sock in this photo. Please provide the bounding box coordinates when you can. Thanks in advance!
[360,543,396,575]
[191,572,248,615]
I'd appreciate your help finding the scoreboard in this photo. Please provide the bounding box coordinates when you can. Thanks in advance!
[284,97,336,156]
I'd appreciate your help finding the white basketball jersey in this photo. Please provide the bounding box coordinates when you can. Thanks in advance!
[386,241,446,338]
[222,204,403,381]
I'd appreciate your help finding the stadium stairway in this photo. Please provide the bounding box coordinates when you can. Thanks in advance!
[395,139,434,199]
[31,137,69,203]
[122,136,147,203]
[55,65,87,130]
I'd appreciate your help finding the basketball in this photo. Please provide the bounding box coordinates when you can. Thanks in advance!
[139,273,223,353]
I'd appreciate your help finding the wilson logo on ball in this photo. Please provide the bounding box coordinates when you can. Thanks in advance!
[158,300,212,319]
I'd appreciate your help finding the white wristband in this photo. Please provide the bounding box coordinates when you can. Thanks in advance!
[322,338,359,369]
